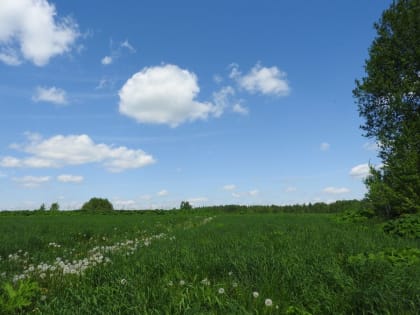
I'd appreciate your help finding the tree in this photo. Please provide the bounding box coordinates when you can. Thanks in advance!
[49,202,59,211]
[180,201,192,210]
[81,198,114,211]
[353,0,420,217]
[38,203,46,211]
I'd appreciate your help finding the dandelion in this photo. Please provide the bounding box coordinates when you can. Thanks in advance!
[252,291,259,298]
[232,282,238,288]
[120,279,127,285]
[265,298,273,307]
[40,295,47,301]
[201,278,210,286]
[218,288,225,294]
[40,273,46,279]
[167,281,173,286]
[179,280,185,286]
[228,271,233,276]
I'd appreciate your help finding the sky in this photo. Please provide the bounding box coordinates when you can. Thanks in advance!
[0,0,391,210]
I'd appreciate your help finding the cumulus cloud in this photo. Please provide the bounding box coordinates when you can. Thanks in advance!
[223,184,236,191]
[57,174,83,183]
[101,55,112,65]
[13,175,50,188]
[0,0,79,66]
[232,103,249,115]
[323,187,350,195]
[212,86,235,117]
[349,163,381,179]
[320,142,330,151]
[230,63,290,96]
[119,64,218,127]
[32,86,67,105]
[0,133,155,172]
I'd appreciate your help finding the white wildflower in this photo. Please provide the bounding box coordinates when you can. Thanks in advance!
[218,288,225,294]
[120,279,127,285]
[265,298,273,307]
[179,280,185,286]
[253,291,259,298]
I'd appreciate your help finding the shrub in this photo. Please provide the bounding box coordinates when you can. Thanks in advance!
[81,198,114,211]
[383,214,420,239]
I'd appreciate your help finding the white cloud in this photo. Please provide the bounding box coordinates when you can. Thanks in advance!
[119,64,219,127]
[232,103,249,115]
[213,74,223,84]
[157,189,168,197]
[232,192,241,198]
[187,197,208,206]
[349,163,371,179]
[320,142,330,151]
[120,40,135,53]
[101,55,112,65]
[0,0,79,66]
[223,184,236,191]
[212,86,235,117]
[285,186,297,192]
[32,86,67,105]
[0,133,155,172]
[140,194,152,200]
[13,175,50,188]
[114,199,137,209]
[230,63,290,96]
[0,51,21,65]
[323,187,350,195]
[249,189,259,196]
[57,174,83,183]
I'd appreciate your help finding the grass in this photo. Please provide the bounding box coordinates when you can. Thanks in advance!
[0,211,419,314]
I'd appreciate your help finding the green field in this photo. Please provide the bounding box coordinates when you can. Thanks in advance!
[0,211,419,314]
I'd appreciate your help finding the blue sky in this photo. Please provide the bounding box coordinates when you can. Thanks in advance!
[0,0,390,210]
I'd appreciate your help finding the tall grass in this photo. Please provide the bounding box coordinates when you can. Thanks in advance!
[0,212,419,314]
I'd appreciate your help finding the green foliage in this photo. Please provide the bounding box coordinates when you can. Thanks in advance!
[286,305,313,315]
[180,201,192,210]
[49,202,59,212]
[353,0,420,217]
[38,204,46,211]
[348,248,420,267]
[383,214,420,238]
[0,281,39,314]
[81,197,114,211]
[335,208,374,223]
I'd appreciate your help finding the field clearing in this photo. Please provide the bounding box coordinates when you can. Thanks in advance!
[0,211,419,314]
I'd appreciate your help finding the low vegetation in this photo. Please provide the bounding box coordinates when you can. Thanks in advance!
[0,209,418,314]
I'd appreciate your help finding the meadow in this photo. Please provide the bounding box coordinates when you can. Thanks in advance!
[0,210,419,314]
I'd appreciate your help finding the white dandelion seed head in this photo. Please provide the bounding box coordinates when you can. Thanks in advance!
[265,298,273,307]
[179,280,185,286]
[253,291,259,298]
[120,278,127,285]
[218,288,225,294]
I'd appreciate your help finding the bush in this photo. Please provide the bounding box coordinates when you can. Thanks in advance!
[81,198,114,211]
[383,214,420,239]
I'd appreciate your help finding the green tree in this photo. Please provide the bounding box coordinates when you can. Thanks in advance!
[353,0,420,217]
[81,198,114,211]
[49,202,59,212]
[180,201,192,210]
[38,203,46,211]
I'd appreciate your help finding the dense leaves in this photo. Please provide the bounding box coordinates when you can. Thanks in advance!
[353,0,420,217]
[81,198,114,211]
